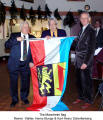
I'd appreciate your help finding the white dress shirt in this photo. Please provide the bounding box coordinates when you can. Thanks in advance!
[82,24,89,33]
[20,32,29,61]
[80,24,89,38]
[95,27,100,36]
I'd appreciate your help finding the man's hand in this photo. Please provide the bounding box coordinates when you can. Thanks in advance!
[17,37,23,42]
[81,63,87,70]
[29,62,34,68]
[45,36,51,40]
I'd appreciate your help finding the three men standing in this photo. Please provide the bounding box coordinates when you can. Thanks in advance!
[5,13,96,110]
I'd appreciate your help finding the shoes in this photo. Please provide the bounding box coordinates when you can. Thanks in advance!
[10,101,18,107]
[73,99,82,104]
[22,99,29,105]
[10,99,29,107]
[81,103,91,109]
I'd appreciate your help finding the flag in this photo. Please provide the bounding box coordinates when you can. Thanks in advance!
[27,37,75,111]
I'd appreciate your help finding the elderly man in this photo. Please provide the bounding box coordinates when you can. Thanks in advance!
[41,17,67,38]
[72,12,96,109]
[5,21,35,107]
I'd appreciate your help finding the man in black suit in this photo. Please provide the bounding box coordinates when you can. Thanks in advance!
[95,19,103,49]
[5,21,35,107]
[92,20,103,78]
[72,12,96,109]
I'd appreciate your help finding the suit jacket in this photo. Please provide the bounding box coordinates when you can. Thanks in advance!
[73,24,96,68]
[5,32,35,72]
[96,28,103,49]
[41,29,67,38]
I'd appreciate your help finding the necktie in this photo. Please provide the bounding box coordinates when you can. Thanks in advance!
[23,35,27,61]
[53,32,55,37]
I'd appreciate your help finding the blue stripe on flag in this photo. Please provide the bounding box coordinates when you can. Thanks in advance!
[52,37,76,111]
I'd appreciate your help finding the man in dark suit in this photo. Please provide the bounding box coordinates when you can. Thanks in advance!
[95,19,103,49]
[72,12,96,109]
[92,20,103,78]
[5,21,35,107]
[41,17,67,38]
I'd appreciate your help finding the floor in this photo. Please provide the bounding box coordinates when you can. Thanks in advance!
[0,60,102,111]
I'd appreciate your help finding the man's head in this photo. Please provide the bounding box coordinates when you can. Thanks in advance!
[20,21,30,34]
[80,12,91,26]
[95,19,102,28]
[48,17,58,32]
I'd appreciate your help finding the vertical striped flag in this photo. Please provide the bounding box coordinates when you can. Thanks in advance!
[27,37,75,111]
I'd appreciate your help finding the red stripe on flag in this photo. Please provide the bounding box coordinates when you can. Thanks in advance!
[30,41,46,65]
[57,65,64,92]
[27,40,47,111]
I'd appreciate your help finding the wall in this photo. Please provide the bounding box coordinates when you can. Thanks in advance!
[45,0,103,12]
[1,0,103,36]
[1,0,46,10]
[2,0,103,12]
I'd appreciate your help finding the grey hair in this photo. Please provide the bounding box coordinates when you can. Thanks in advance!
[20,21,29,30]
[48,17,58,26]
[80,11,91,18]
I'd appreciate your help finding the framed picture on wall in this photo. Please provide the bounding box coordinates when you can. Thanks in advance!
[21,0,34,3]
[67,0,85,1]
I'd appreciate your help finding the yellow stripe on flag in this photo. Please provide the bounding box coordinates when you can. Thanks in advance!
[53,62,66,96]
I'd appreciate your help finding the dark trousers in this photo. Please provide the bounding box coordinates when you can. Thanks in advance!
[9,62,30,102]
[75,67,93,104]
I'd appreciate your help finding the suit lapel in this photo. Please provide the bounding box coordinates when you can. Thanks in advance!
[17,32,21,46]
[79,24,90,41]
[48,30,52,37]
[17,32,21,37]
[78,29,82,39]
[17,33,21,57]
[27,34,33,57]
[76,25,90,49]
[29,34,32,38]
[57,29,59,37]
